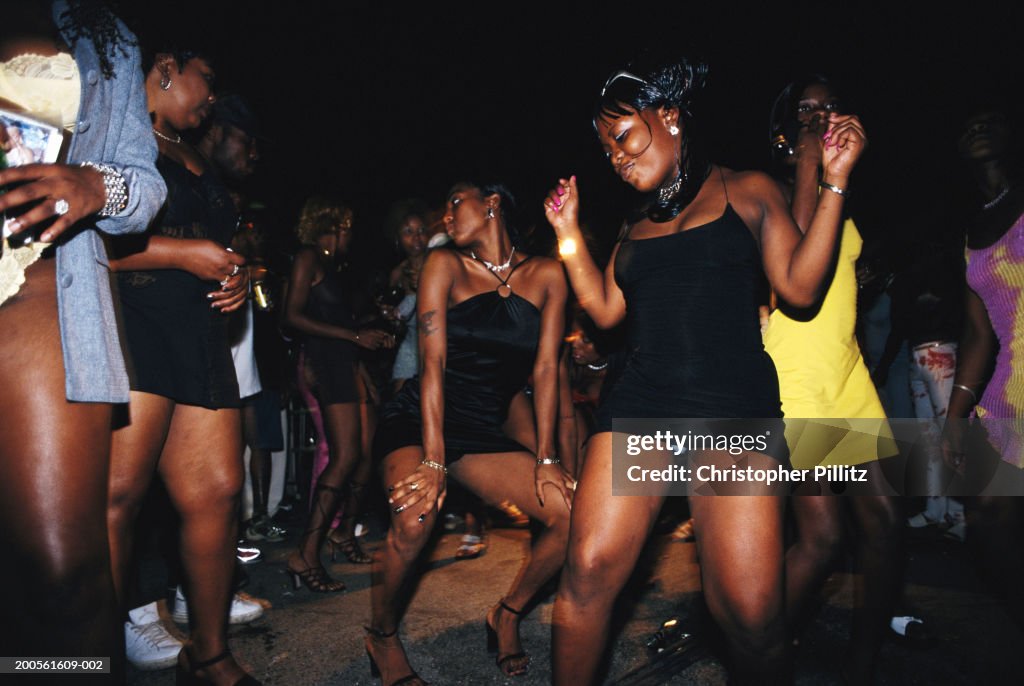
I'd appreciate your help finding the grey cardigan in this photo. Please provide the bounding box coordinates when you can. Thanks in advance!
[51,2,166,402]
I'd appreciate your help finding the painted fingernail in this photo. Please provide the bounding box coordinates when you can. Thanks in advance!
[417,514,426,523]
[388,485,395,492]
[556,186,564,196]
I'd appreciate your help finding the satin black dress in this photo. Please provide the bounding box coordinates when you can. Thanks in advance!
[595,196,788,462]
[373,266,540,463]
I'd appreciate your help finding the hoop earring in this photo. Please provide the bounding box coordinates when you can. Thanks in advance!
[159,73,172,91]
[486,207,495,220]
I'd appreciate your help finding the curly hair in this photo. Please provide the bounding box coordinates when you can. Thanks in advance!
[594,51,712,223]
[55,0,135,79]
[294,196,352,246]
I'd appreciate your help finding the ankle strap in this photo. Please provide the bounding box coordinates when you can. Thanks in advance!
[499,600,524,616]
[190,648,232,671]
[365,625,399,639]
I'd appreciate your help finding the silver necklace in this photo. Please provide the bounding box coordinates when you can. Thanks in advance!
[152,127,182,144]
[471,246,516,273]
[586,361,609,371]
[657,169,684,203]
[983,186,1011,210]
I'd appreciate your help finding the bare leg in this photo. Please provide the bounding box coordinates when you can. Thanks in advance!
[689,488,789,685]
[159,404,247,686]
[108,391,175,602]
[845,493,903,685]
[368,446,433,686]
[451,450,572,675]
[329,398,376,562]
[785,496,843,630]
[553,433,665,685]
[0,261,119,666]
[289,401,360,583]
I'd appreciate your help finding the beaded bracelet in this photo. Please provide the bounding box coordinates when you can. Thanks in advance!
[80,162,128,217]
[421,458,447,474]
[537,457,560,466]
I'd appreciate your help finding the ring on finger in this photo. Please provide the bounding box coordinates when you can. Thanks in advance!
[410,482,419,491]
[54,198,70,216]
[230,263,240,277]
[394,504,407,514]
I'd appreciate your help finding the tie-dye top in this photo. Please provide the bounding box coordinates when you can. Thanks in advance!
[965,211,1024,420]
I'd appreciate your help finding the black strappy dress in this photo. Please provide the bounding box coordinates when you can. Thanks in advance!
[373,254,540,463]
[595,176,787,462]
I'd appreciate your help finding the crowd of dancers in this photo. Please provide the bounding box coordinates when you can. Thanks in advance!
[2,2,1023,685]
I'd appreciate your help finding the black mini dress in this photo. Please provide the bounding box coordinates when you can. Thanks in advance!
[595,197,788,462]
[116,156,240,409]
[303,267,359,405]
[373,259,540,463]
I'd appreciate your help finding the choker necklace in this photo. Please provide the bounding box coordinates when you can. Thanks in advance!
[657,169,684,203]
[152,128,182,144]
[471,246,515,273]
[586,361,609,371]
[983,186,1011,210]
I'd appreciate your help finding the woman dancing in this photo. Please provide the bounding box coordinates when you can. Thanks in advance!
[545,54,865,684]
[368,180,573,684]
[0,0,164,663]
[946,107,1024,628]
[104,48,259,684]
[763,75,903,685]
[283,198,395,582]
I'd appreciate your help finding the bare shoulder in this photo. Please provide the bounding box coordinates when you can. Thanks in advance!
[724,168,780,198]
[423,247,461,271]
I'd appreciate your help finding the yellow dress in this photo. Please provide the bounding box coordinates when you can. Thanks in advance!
[763,219,894,469]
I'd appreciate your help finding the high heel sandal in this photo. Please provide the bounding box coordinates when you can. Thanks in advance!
[176,648,260,686]
[485,600,529,676]
[284,563,346,592]
[327,527,372,564]
[286,483,348,591]
[364,626,427,686]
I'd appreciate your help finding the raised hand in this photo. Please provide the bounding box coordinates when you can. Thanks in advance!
[543,176,580,237]
[821,113,867,182]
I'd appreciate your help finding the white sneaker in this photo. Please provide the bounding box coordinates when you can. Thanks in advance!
[173,586,264,625]
[125,602,182,671]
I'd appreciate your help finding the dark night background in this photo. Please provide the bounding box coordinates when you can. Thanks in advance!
[117,1,1024,265]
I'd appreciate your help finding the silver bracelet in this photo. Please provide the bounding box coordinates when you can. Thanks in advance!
[819,180,848,197]
[421,459,447,474]
[80,162,128,217]
[537,457,560,466]
[952,384,978,404]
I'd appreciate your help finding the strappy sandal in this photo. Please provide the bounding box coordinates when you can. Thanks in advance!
[176,647,260,686]
[364,626,428,686]
[284,563,346,593]
[485,600,529,676]
[454,533,487,560]
[328,526,373,564]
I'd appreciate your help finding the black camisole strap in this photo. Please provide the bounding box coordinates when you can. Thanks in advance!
[719,166,730,206]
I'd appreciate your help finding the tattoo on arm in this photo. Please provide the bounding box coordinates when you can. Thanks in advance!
[419,310,437,337]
